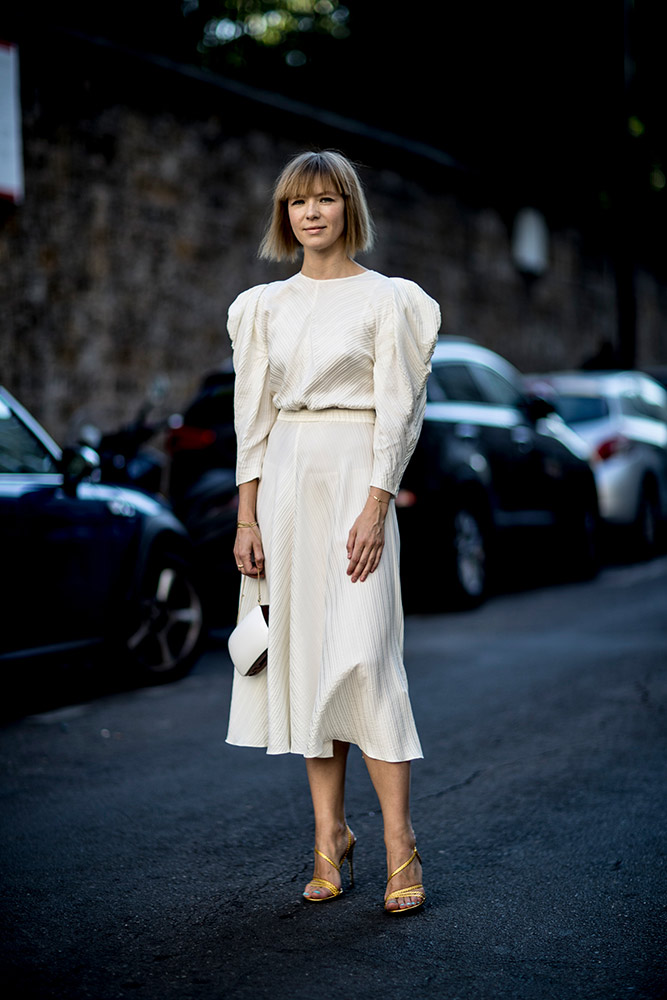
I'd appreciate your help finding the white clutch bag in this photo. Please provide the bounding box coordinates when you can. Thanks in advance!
[228,571,269,676]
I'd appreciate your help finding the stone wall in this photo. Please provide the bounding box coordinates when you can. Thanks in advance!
[1,40,664,443]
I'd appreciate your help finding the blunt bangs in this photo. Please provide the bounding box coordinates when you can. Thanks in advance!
[275,154,348,204]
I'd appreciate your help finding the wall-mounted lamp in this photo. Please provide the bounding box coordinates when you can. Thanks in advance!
[512,208,549,276]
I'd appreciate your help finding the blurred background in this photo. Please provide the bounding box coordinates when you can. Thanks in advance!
[2,2,667,675]
[2,14,666,991]
[1,0,665,439]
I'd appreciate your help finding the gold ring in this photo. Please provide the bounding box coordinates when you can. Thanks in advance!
[237,564,244,570]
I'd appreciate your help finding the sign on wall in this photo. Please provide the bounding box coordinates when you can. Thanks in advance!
[0,41,24,204]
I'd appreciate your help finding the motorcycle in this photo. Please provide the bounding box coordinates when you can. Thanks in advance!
[75,377,171,496]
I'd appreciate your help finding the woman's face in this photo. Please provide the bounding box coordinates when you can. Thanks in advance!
[287,184,346,254]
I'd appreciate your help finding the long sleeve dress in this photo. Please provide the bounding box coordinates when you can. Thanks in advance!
[226,269,441,761]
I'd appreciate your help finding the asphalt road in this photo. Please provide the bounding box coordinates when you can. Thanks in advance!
[1,556,666,1000]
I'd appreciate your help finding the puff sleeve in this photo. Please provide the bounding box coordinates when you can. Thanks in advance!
[371,278,441,495]
[227,284,277,485]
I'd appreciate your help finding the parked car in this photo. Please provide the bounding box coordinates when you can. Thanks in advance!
[397,339,600,608]
[0,387,206,681]
[523,370,667,554]
[166,370,239,624]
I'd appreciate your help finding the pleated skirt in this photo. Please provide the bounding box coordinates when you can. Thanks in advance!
[226,408,423,761]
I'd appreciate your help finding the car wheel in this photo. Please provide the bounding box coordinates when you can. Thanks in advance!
[125,550,205,682]
[566,497,600,580]
[448,503,488,608]
[635,483,660,557]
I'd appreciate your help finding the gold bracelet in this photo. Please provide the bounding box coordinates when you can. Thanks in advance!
[237,520,259,528]
[372,495,389,505]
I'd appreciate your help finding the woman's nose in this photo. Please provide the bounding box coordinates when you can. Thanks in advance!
[306,200,320,218]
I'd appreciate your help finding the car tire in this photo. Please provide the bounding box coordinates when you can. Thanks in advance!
[566,495,600,580]
[635,482,661,557]
[124,549,206,683]
[447,501,489,608]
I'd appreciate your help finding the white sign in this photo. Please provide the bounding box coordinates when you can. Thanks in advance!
[0,42,24,204]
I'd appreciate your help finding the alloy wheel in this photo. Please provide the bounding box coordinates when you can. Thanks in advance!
[453,508,487,600]
[127,560,204,676]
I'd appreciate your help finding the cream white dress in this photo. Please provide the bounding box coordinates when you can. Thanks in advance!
[226,270,440,760]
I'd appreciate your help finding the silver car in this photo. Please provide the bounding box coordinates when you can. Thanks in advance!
[524,371,667,553]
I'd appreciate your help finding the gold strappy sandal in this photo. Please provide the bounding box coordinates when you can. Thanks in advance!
[303,825,356,903]
[384,845,425,914]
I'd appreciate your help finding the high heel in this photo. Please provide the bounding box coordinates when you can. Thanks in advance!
[384,845,425,914]
[303,825,356,902]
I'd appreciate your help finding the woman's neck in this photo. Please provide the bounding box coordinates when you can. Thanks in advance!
[300,247,366,280]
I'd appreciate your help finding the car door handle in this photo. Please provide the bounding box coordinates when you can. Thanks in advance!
[511,426,534,451]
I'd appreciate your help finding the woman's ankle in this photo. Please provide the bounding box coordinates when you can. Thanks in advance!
[314,818,348,841]
[383,824,416,849]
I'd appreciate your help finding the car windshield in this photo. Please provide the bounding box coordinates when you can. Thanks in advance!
[552,395,610,424]
[0,402,59,474]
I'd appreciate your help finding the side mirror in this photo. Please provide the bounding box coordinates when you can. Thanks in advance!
[524,394,556,423]
[59,445,101,496]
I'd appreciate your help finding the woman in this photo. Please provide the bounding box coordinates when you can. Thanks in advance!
[228,150,440,913]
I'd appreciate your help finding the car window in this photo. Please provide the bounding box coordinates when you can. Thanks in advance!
[471,365,524,407]
[430,363,484,402]
[619,390,667,422]
[553,395,610,424]
[426,374,447,402]
[0,404,59,474]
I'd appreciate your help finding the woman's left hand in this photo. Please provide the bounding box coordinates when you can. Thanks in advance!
[346,493,389,583]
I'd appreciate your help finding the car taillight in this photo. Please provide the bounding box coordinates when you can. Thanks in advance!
[166,425,217,455]
[594,435,631,461]
[395,488,418,509]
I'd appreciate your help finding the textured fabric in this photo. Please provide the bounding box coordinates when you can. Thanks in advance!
[226,409,423,761]
[225,269,441,761]
[228,270,441,495]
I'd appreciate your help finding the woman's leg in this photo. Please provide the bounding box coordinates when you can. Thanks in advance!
[303,740,354,899]
[363,756,423,910]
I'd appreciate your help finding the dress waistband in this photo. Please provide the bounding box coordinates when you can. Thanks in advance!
[277,408,375,424]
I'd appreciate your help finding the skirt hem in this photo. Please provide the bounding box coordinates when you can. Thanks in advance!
[225,737,424,763]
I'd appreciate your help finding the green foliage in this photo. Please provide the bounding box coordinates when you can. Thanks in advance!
[183,0,350,73]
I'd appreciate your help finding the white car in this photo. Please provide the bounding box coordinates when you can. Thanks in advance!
[524,371,667,553]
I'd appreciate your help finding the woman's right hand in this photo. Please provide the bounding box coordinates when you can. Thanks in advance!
[234,524,265,577]
[235,481,264,575]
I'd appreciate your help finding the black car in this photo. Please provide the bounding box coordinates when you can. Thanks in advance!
[398,338,600,608]
[0,387,206,680]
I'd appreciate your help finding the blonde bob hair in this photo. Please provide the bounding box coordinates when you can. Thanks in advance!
[259,150,375,262]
